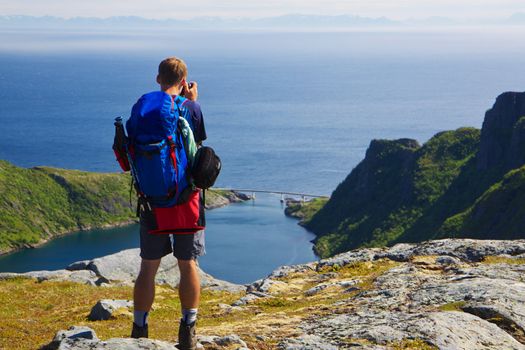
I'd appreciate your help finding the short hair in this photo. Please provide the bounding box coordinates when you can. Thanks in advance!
[158,57,187,86]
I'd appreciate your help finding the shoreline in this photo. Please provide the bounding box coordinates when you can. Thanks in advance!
[0,190,250,258]
[0,219,138,258]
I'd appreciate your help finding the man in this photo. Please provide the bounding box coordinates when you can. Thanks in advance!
[130,57,207,350]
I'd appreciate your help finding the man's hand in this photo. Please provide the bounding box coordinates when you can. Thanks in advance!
[182,81,198,101]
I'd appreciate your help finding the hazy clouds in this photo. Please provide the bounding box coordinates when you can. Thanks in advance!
[1,0,524,20]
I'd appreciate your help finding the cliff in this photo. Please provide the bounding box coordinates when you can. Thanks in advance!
[2,239,524,349]
[305,91,525,258]
[0,161,247,255]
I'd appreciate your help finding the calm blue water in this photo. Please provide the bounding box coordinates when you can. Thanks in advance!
[0,29,524,281]
[1,30,525,194]
[0,194,316,284]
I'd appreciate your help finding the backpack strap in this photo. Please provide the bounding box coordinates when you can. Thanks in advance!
[171,95,186,116]
[167,135,179,197]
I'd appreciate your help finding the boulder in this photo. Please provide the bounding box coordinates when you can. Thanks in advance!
[297,246,525,349]
[41,326,98,350]
[477,91,525,171]
[0,269,100,286]
[231,292,267,306]
[68,248,244,292]
[213,334,248,348]
[316,239,525,267]
[0,248,244,292]
[45,337,179,350]
[43,326,250,350]
[88,299,133,321]
[278,334,339,350]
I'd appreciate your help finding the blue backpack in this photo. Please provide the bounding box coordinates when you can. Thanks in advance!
[126,91,191,207]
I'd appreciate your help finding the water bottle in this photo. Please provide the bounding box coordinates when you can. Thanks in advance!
[113,116,130,171]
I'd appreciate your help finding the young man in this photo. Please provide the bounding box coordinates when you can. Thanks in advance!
[130,57,207,350]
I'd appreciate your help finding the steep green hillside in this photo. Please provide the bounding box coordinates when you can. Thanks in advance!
[306,91,525,258]
[0,161,243,254]
[439,165,525,239]
[0,161,134,253]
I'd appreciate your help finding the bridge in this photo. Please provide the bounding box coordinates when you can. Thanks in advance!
[213,188,329,202]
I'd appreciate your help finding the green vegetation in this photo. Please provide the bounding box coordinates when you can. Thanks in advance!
[438,301,466,312]
[389,339,438,350]
[0,278,241,349]
[306,128,492,258]
[0,161,134,254]
[0,258,400,349]
[284,197,328,225]
[481,256,525,265]
[438,166,525,240]
[0,160,242,255]
[302,92,525,258]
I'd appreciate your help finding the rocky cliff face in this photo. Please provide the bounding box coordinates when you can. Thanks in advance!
[305,91,525,257]
[25,239,525,350]
[306,138,420,236]
[477,91,525,171]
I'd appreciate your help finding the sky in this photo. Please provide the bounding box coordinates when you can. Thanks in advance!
[1,0,524,20]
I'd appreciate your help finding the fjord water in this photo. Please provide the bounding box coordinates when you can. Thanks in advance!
[0,194,316,284]
[0,29,524,282]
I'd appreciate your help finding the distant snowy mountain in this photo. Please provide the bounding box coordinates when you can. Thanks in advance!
[0,14,523,30]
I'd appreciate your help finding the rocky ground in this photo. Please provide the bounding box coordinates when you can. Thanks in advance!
[0,248,243,293]
[205,190,252,210]
[2,239,525,349]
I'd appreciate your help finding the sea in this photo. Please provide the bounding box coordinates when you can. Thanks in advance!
[0,27,524,283]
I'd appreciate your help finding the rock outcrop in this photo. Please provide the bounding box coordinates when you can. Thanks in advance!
[88,299,133,321]
[477,91,525,171]
[6,239,525,349]
[239,239,525,349]
[0,248,244,292]
[42,325,250,350]
[304,91,525,257]
[306,137,421,236]
[205,191,252,209]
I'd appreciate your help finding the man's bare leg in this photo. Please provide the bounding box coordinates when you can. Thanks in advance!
[178,259,200,309]
[177,259,200,350]
[133,259,161,327]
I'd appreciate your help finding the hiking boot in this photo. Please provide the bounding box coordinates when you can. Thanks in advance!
[131,323,148,338]
[177,319,196,350]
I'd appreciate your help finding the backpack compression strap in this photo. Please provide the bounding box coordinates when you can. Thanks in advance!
[167,135,178,197]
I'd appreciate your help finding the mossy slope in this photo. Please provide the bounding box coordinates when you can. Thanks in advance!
[0,161,134,253]
[308,128,485,257]
[307,91,525,258]
[0,161,240,255]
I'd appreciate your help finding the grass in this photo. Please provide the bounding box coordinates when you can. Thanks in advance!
[0,160,241,255]
[264,259,400,316]
[481,256,525,265]
[285,198,328,225]
[438,301,466,312]
[0,161,134,253]
[0,257,401,349]
[389,339,438,350]
[438,165,525,240]
[302,126,525,257]
[0,277,245,349]
[0,278,133,349]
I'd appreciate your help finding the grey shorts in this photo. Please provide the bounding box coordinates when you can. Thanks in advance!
[139,222,206,261]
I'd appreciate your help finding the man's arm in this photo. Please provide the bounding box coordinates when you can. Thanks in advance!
[191,103,207,146]
[182,81,198,101]
[182,81,206,145]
